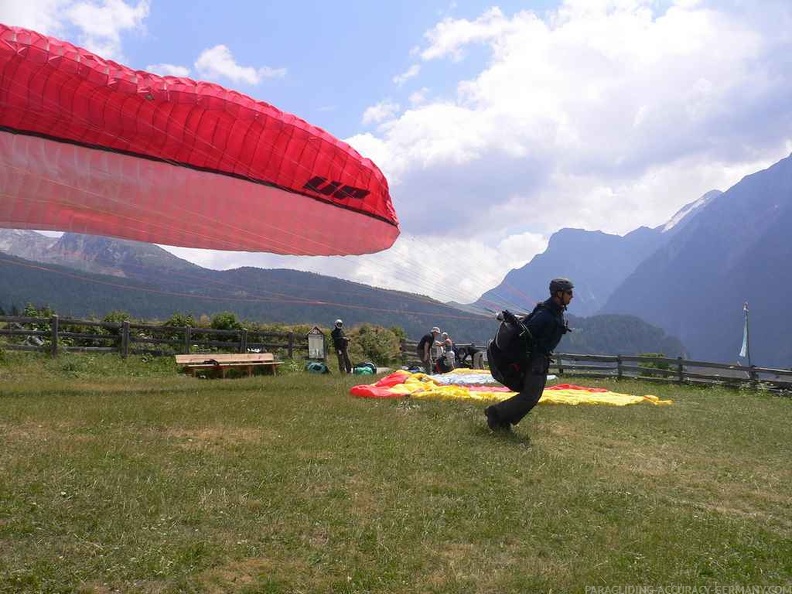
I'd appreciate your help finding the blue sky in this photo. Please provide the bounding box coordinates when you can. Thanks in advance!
[124,0,558,140]
[2,0,792,304]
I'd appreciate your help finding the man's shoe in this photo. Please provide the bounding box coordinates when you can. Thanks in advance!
[484,406,500,431]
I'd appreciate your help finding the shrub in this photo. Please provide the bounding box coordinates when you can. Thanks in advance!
[164,312,196,328]
[638,352,671,378]
[350,324,402,366]
[211,312,242,331]
[161,313,197,342]
[100,311,131,340]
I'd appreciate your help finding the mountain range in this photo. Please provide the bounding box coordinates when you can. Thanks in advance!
[0,230,684,357]
[476,190,721,317]
[479,154,792,368]
[0,231,493,340]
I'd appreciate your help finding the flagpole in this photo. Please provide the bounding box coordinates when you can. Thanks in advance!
[746,303,751,368]
[739,302,751,367]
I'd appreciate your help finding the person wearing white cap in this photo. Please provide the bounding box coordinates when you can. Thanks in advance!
[331,319,352,374]
[416,326,441,374]
[440,332,456,371]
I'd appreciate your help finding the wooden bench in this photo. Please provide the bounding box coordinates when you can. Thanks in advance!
[175,353,282,378]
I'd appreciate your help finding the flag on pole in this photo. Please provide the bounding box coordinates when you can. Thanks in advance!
[738,302,749,358]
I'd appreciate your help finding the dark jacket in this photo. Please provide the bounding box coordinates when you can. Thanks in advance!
[331,327,348,350]
[525,298,569,355]
[416,332,434,356]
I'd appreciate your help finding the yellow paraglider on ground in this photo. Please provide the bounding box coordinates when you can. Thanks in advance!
[350,369,673,406]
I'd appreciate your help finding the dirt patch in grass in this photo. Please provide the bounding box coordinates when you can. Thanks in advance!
[78,580,168,594]
[197,555,324,593]
[0,420,85,443]
[345,473,384,516]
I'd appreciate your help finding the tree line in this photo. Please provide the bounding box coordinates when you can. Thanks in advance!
[0,304,408,366]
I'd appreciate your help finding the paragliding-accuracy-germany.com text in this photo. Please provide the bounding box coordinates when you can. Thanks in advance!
[585,586,791,594]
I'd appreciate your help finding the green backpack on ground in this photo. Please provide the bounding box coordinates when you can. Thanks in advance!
[305,361,330,374]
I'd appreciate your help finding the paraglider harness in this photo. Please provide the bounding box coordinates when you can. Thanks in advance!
[486,304,545,391]
[434,351,455,374]
[455,344,481,368]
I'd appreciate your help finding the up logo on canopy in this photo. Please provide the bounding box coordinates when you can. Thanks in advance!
[303,176,371,200]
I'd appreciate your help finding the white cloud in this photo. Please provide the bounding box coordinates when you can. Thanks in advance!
[496,232,548,271]
[318,0,792,303]
[408,88,430,106]
[146,63,190,77]
[194,45,286,85]
[67,0,149,59]
[393,64,421,86]
[160,232,515,304]
[361,101,401,126]
[354,0,792,272]
[420,7,516,62]
[0,1,71,34]
[0,0,149,61]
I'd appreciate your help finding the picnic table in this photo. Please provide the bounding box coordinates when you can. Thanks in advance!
[175,353,281,378]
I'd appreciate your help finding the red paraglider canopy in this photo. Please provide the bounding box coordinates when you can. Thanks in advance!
[0,24,399,255]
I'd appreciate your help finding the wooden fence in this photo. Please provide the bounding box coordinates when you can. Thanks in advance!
[0,315,300,359]
[550,353,792,391]
[401,340,792,392]
[2,318,790,391]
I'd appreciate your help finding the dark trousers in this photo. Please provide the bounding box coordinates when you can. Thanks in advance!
[336,347,352,374]
[489,355,549,426]
[417,349,431,374]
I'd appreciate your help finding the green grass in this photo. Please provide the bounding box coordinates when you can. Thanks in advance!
[0,352,790,593]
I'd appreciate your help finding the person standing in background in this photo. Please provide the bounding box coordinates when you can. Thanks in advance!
[441,332,456,370]
[331,319,352,374]
[416,326,441,374]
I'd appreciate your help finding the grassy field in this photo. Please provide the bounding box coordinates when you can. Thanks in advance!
[0,352,790,593]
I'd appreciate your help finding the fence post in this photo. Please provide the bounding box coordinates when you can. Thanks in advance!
[677,357,684,383]
[616,355,623,379]
[184,326,192,354]
[50,315,59,357]
[121,321,130,358]
[287,332,294,359]
[240,329,248,353]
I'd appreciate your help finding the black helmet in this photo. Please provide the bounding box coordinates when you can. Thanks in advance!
[549,278,574,294]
